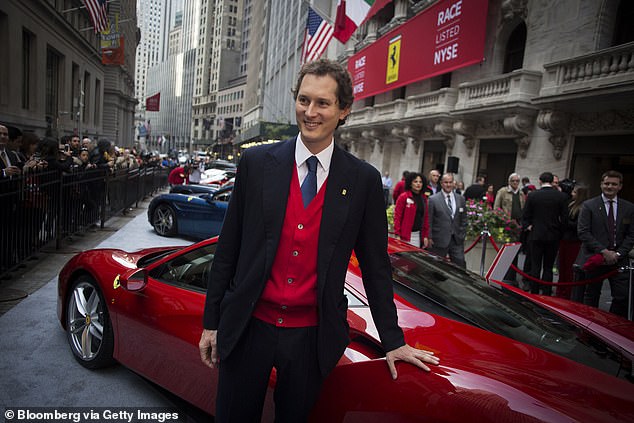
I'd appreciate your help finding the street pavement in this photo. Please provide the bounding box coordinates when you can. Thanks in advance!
[0,195,207,420]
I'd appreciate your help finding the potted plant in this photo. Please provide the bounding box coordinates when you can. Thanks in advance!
[464,199,522,273]
[465,199,521,243]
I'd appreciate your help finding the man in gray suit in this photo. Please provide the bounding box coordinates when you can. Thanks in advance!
[576,170,634,318]
[428,173,467,267]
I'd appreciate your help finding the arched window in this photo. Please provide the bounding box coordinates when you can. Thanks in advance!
[503,22,526,73]
[613,0,634,46]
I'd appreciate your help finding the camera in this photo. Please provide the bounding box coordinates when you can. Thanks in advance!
[559,178,576,195]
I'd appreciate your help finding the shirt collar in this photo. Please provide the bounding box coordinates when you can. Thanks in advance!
[506,185,520,194]
[295,134,334,172]
[602,194,618,204]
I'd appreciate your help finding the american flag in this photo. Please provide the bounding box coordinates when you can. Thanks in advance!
[301,8,334,64]
[83,0,109,33]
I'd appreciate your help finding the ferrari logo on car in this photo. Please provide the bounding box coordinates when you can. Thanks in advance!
[85,315,91,325]
[113,274,120,290]
[188,196,194,202]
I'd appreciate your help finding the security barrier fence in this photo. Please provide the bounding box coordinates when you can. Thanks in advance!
[0,166,169,278]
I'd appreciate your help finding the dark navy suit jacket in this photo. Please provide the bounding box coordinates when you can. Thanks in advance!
[203,138,404,375]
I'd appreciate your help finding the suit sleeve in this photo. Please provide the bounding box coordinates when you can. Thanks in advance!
[522,194,533,230]
[617,203,634,257]
[427,196,435,239]
[203,151,249,329]
[354,167,405,353]
[577,201,604,254]
[421,195,430,239]
[458,196,467,240]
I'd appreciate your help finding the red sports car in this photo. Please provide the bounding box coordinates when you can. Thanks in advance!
[57,238,634,422]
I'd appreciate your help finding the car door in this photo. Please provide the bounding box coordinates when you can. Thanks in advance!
[114,244,219,414]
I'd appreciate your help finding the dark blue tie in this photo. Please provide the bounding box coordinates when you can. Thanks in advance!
[301,156,318,208]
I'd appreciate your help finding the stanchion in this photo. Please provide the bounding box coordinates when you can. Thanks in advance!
[621,257,634,321]
[479,225,490,277]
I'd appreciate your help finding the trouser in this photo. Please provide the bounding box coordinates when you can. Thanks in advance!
[582,265,633,319]
[529,240,559,295]
[215,318,323,423]
[429,237,466,268]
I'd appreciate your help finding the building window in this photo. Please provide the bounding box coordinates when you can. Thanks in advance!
[23,30,35,109]
[613,1,634,46]
[0,13,8,105]
[94,79,101,126]
[46,47,61,119]
[83,71,90,124]
[503,22,526,73]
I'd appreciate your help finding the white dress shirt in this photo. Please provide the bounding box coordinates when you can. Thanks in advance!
[295,134,333,192]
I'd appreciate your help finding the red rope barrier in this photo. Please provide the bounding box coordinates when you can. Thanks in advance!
[463,235,482,254]
[509,263,618,286]
[466,234,620,287]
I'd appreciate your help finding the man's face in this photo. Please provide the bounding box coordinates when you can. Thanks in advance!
[601,176,622,199]
[441,175,454,193]
[0,125,8,148]
[71,137,80,149]
[295,74,349,152]
[429,170,440,184]
[509,176,520,190]
[553,175,560,189]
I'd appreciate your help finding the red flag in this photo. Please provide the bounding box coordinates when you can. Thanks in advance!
[102,37,124,65]
[82,0,109,33]
[146,93,161,112]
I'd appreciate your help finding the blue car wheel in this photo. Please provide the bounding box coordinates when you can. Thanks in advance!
[152,204,177,237]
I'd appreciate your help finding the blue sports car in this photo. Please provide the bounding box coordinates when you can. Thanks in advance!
[148,186,231,239]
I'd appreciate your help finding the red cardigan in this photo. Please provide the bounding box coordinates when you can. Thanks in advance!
[394,190,429,242]
[252,169,325,327]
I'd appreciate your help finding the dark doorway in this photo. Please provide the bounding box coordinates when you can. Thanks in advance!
[571,135,634,202]
[421,140,446,176]
[477,139,518,191]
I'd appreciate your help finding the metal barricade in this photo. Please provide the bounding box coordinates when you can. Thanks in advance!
[0,165,168,279]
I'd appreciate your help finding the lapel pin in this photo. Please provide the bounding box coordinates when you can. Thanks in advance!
[342,189,347,196]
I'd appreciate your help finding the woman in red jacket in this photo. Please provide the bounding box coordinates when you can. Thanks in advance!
[394,172,429,248]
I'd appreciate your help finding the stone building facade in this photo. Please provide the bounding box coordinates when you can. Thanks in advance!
[337,0,634,200]
[0,0,137,145]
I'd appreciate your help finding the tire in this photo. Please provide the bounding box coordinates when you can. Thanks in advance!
[152,204,177,236]
[66,276,115,369]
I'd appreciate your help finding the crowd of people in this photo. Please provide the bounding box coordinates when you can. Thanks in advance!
[388,167,633,319]
[0,123,169,181]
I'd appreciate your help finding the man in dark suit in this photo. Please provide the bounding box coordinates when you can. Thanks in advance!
[0,124,22,179]
[522,172,568,295]
[428,173,467,267]
[463,176,487,202]
[576,170,634,318]
[198,59,438,422]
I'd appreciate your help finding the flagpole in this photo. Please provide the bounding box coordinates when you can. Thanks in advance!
[61,0,117,14]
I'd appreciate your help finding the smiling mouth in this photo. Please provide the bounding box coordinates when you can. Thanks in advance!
[304,121,320,128]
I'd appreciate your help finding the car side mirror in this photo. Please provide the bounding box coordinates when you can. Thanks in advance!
[117,268,148,291]
[201,193,215,204]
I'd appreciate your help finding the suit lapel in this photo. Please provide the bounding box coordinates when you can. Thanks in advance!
[595,197,609,234]
[262,140,295,273]
[317,146,356,292]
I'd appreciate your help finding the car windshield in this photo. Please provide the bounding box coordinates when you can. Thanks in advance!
[137,249,178,268]
[390,250,632,382]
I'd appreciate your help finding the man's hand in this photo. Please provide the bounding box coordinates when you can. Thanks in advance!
[385,344,439,380]
[601,249,619,266]
[199,329,218,368]
[4,165,21,176]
